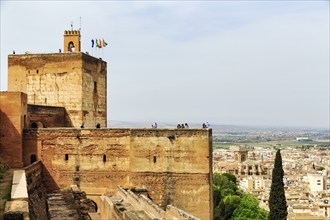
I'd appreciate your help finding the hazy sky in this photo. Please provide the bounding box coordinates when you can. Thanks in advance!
[1,1,329,129]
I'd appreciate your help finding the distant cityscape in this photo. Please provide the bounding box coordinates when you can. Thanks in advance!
[212,127,329,219]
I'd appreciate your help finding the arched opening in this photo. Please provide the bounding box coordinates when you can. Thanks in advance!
[31,121,44,128]
[103,155,106,163]
[30,154,37,164]
[68,41,75,52]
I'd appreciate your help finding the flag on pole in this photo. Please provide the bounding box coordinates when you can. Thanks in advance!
[91,39,95,48]
[96,39,99,48]
[99,39,103,48]
[103,39,108,47]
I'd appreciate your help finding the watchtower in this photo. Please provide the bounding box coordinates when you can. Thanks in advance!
[64,30,81,52]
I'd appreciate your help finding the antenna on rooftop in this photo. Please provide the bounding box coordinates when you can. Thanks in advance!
[79,17,81,31]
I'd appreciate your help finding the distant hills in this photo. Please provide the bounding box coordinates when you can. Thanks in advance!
[107,120,328,132]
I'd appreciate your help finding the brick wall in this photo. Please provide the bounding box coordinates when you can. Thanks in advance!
[0,92,27,168]
[23,128,213,219]
[28,104,72,128]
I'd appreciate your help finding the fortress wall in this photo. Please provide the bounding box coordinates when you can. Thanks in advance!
[8,53,105,127]
[0,92,27,168]
[8,53,107,128]
[28,104,72,128]
[23,128,212,219]
[8,54,83,127]
[82,54,107,128]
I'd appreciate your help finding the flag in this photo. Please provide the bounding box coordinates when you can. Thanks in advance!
[99,39,103,48]
[103,39,108,47]
[96,39,99,48]
[91,39,94,48]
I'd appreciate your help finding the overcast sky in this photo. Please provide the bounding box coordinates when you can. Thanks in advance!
[0,1,329,129]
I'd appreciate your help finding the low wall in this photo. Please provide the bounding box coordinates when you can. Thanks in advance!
[24,161,48,220]
[24,161,42,191]
[23,128,213,219]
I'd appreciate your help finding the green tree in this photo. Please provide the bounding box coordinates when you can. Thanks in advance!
[223,173,237,184]
[232,193,268,220]
[268,150,287,220]
[213,173,240,220]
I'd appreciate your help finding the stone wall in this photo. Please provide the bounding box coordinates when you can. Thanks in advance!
[0,92,27,168]
[23,128,213,219]
[28,104,72,128]
[82,54,107,128]
[8,53,106,128]
[24,161,48,220]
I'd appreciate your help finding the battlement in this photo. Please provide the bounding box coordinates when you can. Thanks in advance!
[64,29,81,52]
[64,30,81,36]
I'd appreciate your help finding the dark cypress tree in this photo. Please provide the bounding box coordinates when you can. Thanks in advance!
[269,150,287,220]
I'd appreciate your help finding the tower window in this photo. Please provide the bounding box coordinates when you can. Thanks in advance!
[24,115,26,128]
[153,156,157,163]
[36,69,39,73]
[30,154,36,164]
[65,154,69,161]
[68,41,75,52]
[103,155,106,163]
[94,82,97,93]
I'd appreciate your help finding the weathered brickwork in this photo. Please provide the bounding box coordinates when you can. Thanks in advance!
[23,128,213,219]
[8,53,107,128]
[0,92,28,168]
[82,55,107,128]
[28,104,72,128]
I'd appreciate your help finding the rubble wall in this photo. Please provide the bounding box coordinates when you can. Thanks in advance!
[23,128,213,219]
[25,161,48,220]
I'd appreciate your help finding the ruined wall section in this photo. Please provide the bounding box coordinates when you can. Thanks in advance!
[24,161,49,220]
[81,54,107,128]
[28,104,72,128]
[8,53,83,127]
[23,128,212,219]
[0,92,27,168]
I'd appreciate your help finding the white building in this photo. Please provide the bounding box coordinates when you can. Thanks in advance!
[307,173,325,192]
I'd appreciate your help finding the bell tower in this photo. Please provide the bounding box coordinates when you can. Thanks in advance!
[64,30,81,52]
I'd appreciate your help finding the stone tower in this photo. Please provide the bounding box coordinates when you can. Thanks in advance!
[8,31,107,128]
[64,30,81,52]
